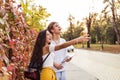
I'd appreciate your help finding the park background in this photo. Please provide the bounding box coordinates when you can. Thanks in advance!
[0,0,120,80]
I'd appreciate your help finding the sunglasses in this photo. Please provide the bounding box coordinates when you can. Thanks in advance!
[67,49,74,53]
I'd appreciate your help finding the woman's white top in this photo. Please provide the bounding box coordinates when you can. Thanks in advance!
[42,45,55,67]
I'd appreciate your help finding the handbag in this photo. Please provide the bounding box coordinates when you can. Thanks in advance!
[24,69,39,80]
[24,53,50,80]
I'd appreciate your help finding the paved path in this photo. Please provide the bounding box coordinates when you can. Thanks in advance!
[66,49,120,80]
[66,62,98,80]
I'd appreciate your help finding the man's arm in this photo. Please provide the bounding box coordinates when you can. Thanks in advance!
[53,62,63,70]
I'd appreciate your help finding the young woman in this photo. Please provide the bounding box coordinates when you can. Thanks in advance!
[29,29,90,80]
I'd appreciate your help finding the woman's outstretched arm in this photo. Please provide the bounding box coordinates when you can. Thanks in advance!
[54,36,90,51]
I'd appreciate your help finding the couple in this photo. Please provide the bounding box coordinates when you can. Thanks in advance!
[29,22,90,80]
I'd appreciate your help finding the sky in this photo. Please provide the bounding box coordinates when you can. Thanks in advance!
[35,0,105,31]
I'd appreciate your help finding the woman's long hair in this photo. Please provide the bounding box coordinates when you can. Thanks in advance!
[29,30,47,69]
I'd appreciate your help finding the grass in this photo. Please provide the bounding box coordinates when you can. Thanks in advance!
[74,43,120,54]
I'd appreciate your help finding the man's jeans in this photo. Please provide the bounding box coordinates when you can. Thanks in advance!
[56,71,66,80]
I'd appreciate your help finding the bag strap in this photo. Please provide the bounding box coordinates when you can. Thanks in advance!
[28,53,50,70]
[42,53,50,64]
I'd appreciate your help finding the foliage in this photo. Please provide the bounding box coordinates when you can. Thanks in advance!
[103,0,120,44]
[0,0,38,80]
[20,0,51,31]
[62,20,84,41]
[106,26,116,44]
[90,11,118,45]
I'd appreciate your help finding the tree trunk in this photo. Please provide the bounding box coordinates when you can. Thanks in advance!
[87,24,90,48]
[70,21,73,40]
[111,0,120,44]
[87,13,91,48]
[101,36,104,50]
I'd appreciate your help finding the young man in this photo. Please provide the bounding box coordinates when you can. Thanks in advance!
[47,22,72,80]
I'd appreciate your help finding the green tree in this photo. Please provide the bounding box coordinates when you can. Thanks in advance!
[106,26,116,44]
[20,0,51,31]
[103,0,120,44]
[85,13,93,48]
[62,20,84,41]
[67,14,75,40]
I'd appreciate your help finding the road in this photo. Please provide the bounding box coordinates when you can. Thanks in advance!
[66,62,98,80]
[66,49,120,80]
